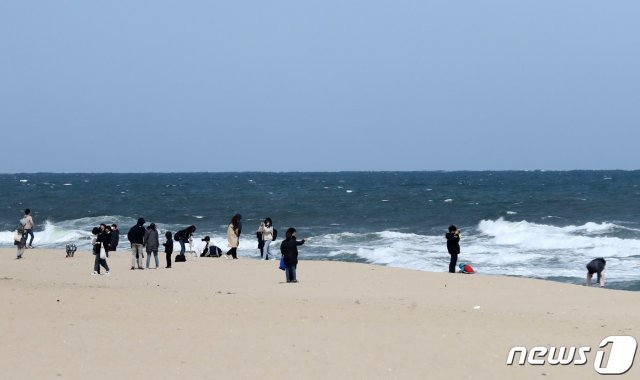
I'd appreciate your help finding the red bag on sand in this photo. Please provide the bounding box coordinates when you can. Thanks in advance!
[458,263,475,274]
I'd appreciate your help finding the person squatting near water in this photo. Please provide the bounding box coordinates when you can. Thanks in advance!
[586,257,606,287]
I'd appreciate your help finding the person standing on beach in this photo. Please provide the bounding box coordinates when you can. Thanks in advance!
[257,221,265,258]
[445,225,461,273]
[92,227,110,275]
[226,215,241,259]
[259,218,275,260]
[127,218,146,270]
[22,209,35,248]
[99,224,111,256]
[144,223,160,269]
[109,224,119,251]
[586,257,606,287]
[14,224,27,259]
[163,231,173,268]
[280,227,306,283]
[175,225,196,257]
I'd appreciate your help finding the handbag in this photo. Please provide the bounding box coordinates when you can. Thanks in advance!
[279,256,286,271]
[13,230,22,244]
[100,247,107,259]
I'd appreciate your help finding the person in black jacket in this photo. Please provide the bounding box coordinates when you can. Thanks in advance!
[279,227,306,283]
[127,218,146,270]
[91,226,110,275]
[175,225,196,257]
[163,231,174,268]
[109,224,119,251]
[586,257,606,287]
[445,225,461,273]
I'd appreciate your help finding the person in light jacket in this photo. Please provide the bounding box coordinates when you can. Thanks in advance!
[258,217,275,260]
[127,218,146,270]
[226,215,241,259]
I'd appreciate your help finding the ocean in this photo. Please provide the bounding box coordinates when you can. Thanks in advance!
[1,171,639,291]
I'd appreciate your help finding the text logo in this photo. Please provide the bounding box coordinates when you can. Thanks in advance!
[507,336,637,375]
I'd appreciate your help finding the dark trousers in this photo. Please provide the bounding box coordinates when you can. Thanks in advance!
[26,229,34,246]
[166,252,172,268]
[285,264,297,282]
[227,247,237,259]
[94,254,109,273]
[449,253,458,273]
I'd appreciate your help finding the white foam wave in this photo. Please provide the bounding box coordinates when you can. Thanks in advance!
[309,220,640,282]
[2,217,640,284]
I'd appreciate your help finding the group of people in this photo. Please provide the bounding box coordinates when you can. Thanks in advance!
[10,206,608,287]
[81,213,303,283]
[445,224,607,287]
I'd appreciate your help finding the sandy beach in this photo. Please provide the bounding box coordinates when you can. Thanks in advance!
[1,248,638,379]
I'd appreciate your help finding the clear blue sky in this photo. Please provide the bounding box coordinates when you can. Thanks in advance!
[1,1,638,172]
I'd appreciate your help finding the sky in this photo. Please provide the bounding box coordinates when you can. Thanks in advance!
[1,1,639,172]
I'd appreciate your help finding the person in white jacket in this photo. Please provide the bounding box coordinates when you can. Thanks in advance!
[258,218,275,260]
[22,209,35,248]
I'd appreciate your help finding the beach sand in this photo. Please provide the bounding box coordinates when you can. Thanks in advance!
[0,248,638,379]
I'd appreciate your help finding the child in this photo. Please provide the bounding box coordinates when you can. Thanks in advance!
[163,231,173,268]
[445,225,461,273]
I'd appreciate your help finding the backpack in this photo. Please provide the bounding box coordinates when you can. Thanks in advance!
[458,263,475,274]
[175,254,186,262]
[273,228,278,241]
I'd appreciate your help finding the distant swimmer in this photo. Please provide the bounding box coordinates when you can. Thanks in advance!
[586,258,606,287]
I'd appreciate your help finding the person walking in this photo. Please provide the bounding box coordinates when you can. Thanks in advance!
[127,218,146,270]
[279,227,306,283]
[144,223,160,269]
[445,225,461,273]
[259,218,276,260]
[22,209,35,248]
[109,224,120,251]
[163,231,173,268]
[91,227,110,275]
[226,215,241,259]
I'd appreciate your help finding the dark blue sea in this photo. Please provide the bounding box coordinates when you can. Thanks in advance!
[2,171,639,290]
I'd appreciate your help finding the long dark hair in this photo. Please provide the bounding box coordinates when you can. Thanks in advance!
[231,215,240,229]
[265,217,272,227]
[285,227,296,240]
